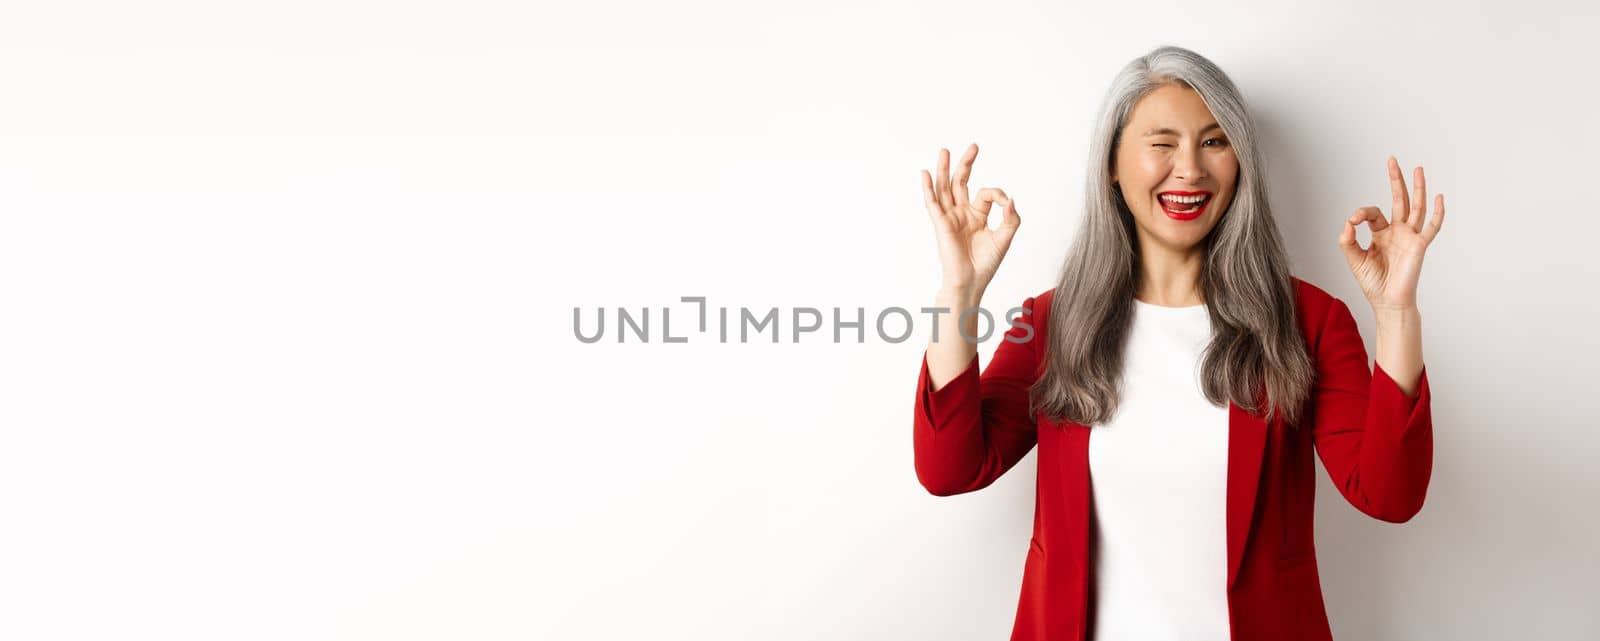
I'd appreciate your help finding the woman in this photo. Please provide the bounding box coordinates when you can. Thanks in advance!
[912,46,1443,641]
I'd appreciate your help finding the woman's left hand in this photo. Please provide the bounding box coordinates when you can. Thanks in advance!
[1339,156,1446,310]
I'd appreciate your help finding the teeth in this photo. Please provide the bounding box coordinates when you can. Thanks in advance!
[1160,193,1210,204]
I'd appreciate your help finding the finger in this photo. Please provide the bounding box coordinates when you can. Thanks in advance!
[921,170,947,220]
[952,143,977,209]
[1388,156,1410,226]
[937,148,955,211]
[1410,165,1427,233]
[997,197,1021,234]
[1420,193,1445,244]
[1349,206,1390,233]
[993,198,1023,257]
[1002,197,1021,229]
[1338,215,1366,270]
[971,187,1011,221]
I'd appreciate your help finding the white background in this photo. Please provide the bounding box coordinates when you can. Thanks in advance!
[2,1,1597,639]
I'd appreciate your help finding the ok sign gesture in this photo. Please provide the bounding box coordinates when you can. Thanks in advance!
[1339,156,1447,311]
[920,143,1022,296]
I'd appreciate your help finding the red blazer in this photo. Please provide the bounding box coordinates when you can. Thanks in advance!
[912,277,1432,641]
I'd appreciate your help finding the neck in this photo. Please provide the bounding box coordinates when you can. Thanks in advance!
[1136,245,1206,307]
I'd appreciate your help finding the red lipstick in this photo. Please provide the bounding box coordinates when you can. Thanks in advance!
[1156,190,1213,221]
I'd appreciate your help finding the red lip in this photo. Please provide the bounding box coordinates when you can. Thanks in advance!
[1157,191,1213,221]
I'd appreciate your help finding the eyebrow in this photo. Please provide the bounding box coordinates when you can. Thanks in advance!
[1142,123,1224,137]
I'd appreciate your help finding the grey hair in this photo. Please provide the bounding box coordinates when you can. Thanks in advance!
[1030,45,1316,428]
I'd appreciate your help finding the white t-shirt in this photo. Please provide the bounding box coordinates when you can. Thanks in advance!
[1088,298,1231,640]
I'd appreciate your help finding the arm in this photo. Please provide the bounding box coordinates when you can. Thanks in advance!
[1310,297,1434,522]
[1374,304,1424,397]
[912,294,1042,497]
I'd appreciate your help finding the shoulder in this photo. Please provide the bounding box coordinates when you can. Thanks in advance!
[1291,276,1335,319]
[1027,287,1057,331]
[1290,276,1358,349]
[990,287,1057,354]
[1030,287,1056,314]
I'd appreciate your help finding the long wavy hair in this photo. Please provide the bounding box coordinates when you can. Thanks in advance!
[1030,45,1316,429]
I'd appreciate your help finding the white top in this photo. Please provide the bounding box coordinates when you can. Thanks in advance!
[1088,299,1231,640]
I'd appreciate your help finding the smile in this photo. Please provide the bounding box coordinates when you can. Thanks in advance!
[1157,191,1213,221]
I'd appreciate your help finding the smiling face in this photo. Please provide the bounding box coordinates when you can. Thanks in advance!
[1111,83,1240,255]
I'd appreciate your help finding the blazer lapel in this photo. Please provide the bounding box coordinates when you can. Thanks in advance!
[1060,420,1093,641]
[1226,400,1268,591]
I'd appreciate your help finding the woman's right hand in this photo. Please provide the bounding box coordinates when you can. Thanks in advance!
[920,143,1021,297]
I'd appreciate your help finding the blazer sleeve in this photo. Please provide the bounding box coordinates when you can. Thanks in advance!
[1310,296,1434,523]
[912,294,1043,497]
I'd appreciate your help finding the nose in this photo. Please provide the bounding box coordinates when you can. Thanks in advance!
[1173,145,1207,182]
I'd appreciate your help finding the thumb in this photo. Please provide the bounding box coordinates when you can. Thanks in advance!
[999,198,1021,231]
[994,198,1022,248]
[1337,215,1365,271]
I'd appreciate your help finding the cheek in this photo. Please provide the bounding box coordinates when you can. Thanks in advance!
[1134,153,1169,178]
[1211,153,1240,186]
[1120,155,1169,198]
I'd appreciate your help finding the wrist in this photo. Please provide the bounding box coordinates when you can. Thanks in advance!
[1372,305,1421,345]
[936,285,984,308]
[1369,298,1418,313]
[1372,303,1420,319]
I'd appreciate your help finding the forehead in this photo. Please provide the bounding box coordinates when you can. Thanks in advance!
[1126,84,1220,134]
